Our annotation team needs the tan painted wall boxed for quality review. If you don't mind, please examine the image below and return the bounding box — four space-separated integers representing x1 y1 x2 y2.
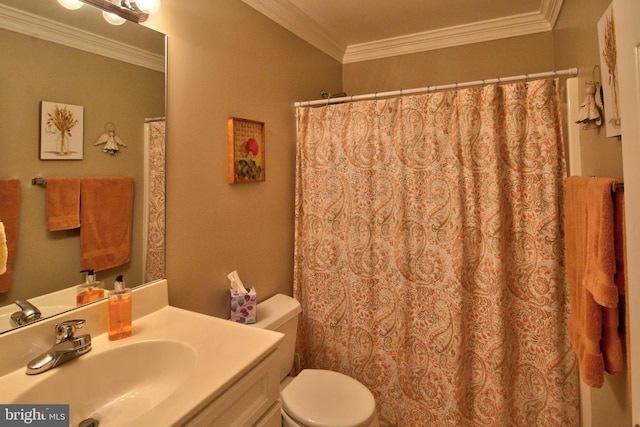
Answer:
343 32 555 94
554 0 624 181
0 28 164 305
145 0 342 318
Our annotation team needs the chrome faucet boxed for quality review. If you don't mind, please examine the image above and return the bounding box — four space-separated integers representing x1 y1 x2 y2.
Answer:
26 319 92 375
10 299 42 327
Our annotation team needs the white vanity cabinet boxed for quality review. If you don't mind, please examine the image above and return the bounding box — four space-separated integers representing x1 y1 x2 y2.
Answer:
185 350 282 427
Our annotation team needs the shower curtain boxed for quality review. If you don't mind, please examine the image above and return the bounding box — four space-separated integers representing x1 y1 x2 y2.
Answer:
294 79 578 426
143 119 166 283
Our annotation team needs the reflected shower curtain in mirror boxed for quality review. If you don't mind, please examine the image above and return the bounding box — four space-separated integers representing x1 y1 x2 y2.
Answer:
294 79 578 426
143 119 166 283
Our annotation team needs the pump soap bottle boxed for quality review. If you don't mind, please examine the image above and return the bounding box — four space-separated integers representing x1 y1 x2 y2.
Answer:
76 269 105 306
108 275 133 340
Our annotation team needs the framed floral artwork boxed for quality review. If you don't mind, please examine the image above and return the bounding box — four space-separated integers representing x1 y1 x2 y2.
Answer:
40 101 84 160
228 117 265 184
597 4 621 138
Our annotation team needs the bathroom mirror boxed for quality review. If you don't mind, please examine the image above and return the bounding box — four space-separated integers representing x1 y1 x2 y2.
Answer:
0 0 166 333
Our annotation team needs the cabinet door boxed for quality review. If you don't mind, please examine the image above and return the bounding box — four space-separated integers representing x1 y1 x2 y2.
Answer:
613 0 640 425
185 351 280 426
254 401 282 427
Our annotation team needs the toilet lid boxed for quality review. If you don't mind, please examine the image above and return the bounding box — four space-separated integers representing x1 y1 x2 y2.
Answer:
281 369 376 427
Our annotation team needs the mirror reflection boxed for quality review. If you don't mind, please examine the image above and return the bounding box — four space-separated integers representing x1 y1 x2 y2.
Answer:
0 0 166 333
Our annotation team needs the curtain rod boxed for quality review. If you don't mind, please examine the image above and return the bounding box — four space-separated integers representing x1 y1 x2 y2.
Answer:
295 67 579 107
145 117 165 123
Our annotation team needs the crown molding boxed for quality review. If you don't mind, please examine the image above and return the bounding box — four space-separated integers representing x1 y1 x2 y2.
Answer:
243 0 563 64
0 4 164 72
540 0 564 28
343 11 554 63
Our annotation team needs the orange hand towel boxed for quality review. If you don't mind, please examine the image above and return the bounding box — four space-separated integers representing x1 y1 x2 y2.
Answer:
0 179 21 293
80 176 133 272
47 177 81 231
565 176 625 387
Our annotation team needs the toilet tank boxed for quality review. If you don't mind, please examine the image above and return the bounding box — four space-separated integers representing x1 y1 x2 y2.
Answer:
252 294 301 381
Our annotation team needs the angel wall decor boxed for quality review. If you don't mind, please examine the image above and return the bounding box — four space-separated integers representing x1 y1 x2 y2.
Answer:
575 80 604 130
95 122 126 154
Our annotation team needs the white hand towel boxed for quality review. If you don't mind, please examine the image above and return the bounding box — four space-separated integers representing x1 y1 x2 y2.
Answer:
0 222 7 275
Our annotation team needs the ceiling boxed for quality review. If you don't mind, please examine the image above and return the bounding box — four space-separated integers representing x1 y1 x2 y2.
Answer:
242 0 564 63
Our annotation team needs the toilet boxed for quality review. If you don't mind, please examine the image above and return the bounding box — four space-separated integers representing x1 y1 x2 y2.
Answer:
252 294 380 427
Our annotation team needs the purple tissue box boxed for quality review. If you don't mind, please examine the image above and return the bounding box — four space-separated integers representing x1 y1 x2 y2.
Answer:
230 287 257 324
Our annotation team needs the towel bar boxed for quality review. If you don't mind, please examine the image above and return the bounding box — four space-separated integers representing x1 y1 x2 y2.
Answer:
31 177 47 187
612 182 624 192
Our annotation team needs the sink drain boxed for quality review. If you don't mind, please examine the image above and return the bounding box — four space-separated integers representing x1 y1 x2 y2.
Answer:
78 418 99 427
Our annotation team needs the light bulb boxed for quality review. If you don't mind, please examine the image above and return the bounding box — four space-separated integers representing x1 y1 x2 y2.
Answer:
57 0 84 10
135 0 160 14
103 11 126 25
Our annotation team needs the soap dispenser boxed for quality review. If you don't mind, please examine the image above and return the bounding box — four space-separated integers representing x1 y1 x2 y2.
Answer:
76 269 105 306
108 275 133 340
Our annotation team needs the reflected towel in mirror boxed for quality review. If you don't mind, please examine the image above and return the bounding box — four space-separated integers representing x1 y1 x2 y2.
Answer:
47 177 81 231
80 176 133 272
0 179 20 292
0 222 7 275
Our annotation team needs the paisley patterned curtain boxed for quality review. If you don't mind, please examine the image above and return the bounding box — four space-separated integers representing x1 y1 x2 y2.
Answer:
143 119 166 283
293 79 578 426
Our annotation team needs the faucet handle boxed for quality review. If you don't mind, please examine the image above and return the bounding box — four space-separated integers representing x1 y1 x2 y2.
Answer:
55 319 86 343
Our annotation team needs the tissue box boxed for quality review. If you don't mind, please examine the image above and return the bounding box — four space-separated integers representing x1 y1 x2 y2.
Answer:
230 287 257 324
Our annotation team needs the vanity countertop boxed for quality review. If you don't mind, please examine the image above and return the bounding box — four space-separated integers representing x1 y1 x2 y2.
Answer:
0 280 284 426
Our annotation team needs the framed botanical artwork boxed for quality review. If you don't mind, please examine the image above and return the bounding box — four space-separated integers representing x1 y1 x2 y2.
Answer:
40 101 84 160
597 4 621 138
228 117 265 184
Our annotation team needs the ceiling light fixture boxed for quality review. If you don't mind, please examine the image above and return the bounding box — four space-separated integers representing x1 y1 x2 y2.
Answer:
102 10 127 25
57 0 85 10
60 0 160 24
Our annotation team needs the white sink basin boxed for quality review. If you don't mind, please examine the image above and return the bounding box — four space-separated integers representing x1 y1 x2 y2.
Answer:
11 340 196 426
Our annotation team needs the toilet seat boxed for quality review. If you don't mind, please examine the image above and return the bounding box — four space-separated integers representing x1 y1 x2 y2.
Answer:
281 369 376 427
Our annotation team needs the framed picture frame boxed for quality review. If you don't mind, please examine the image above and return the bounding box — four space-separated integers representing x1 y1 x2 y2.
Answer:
597 4 621 138
40 101 84 160
228 117 265 184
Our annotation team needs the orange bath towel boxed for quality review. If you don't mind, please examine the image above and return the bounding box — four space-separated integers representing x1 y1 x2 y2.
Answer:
80 176 133 272
613 187 626 296
565 176 625 388
0 179 21 293
613 187 631 385
47 177 81 231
